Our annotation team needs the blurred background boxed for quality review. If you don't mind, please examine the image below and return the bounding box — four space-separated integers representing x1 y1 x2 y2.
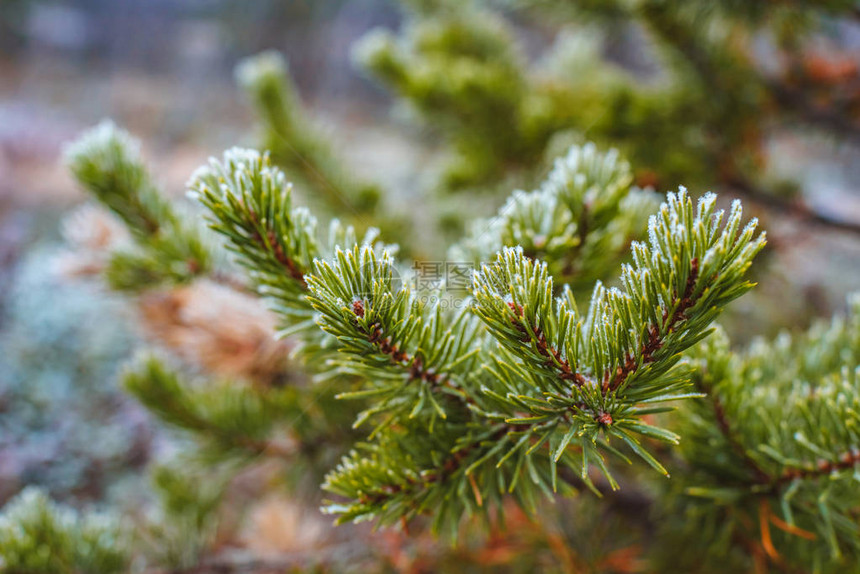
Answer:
1 0 860 571
0 0 406 500
0 1 423 564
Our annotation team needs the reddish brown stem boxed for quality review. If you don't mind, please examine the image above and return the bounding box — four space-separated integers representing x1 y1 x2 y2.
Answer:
507 301 590 388
352 302 474 404
246 208 308 288
711 395 772 483
606 258 700 393
775 451 860 485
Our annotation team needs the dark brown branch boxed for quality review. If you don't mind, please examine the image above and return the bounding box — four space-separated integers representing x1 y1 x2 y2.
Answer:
641 1 860 238
766 80 860 147
264 229 307 287
774 450 860 486
711 394 771 483
351 301 474 404
728 176 860 237
696 367 860 489
691 361 773 483
506 260 700 423
246 209 308 287
507 301 590 388
605 258 700 392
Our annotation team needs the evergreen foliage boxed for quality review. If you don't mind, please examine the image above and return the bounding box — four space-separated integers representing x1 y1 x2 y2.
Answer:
236 51 383 217
236 51 411 251
0 489 128 574
355 0 538 189
18 96 849 574
189 148 320 336
181 142 763 538
5 0 859 571
28 111 858 571
452 142 658 293
355 0 860 221
663 296 860 571
64 122 214 291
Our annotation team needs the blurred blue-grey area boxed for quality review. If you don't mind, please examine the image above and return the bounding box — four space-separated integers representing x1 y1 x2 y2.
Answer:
0 245 144 505
0 0 403 509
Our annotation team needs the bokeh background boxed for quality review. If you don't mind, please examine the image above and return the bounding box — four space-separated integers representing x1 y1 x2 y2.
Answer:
0 0 406 506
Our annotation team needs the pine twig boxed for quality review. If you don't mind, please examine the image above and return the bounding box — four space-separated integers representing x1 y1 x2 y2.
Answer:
728 176 860 237
766 80 860 147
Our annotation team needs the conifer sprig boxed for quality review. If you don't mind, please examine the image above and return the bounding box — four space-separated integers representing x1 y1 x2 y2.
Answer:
453 142 658 292
0 488 128 574
321 418 573 536
33 0 860 565
65 121 212 290
676 296 860 566
123 356 296 462
61 123 775 553
354 0 528 189
188 148 319 335
69 133 767 539
320 189 765 533
471 190 766 477
306 245 483 427
66 121 173 239
236 51 383 218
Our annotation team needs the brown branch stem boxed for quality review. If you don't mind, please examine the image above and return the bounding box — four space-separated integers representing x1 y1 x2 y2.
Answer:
728 175 860 237
607 257 699 392
774 450 860 486
351 301 475 404
246 209 308 287
507 301 590 388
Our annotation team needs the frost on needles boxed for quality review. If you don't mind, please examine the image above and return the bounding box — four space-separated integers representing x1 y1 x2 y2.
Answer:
38 124 775 556
182 144 764 536
319 189 764 535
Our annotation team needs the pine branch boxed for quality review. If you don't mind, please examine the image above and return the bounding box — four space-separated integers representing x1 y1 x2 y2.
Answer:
472 190 765 478
728 174 860 237
765 77 860 147
676 295 860 565
692 371 772 484
65 121 214 290
43 2 860 570
0 488 129 574
123 356 297 462
65 121 173 239
452 142 658 293
189 148 319 337
236 51 385 221
774 450 860 486
353 2 535 189
306 245 482 425
190 146 397 367
632 2 860 238
322 189 764 534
